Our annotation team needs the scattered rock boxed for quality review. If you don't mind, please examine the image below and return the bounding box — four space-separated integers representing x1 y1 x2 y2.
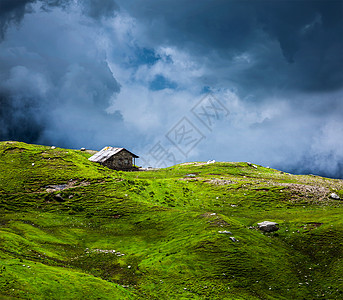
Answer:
185 174 196 177
270 183 329 201
84 248 124 256
206 179 235 185
46 184 67 193
218 230 232 234
330 193 340 200
45 181 90 193
257 221 279 232
80 147 86 151
229 237 237 242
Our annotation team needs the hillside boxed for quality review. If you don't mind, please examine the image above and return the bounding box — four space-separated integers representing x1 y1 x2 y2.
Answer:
1 141 343 299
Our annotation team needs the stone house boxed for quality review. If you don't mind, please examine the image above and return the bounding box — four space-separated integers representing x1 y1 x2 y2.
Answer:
88 146 139 170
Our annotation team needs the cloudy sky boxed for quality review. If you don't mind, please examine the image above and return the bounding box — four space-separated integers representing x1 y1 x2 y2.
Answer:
0 0 342 177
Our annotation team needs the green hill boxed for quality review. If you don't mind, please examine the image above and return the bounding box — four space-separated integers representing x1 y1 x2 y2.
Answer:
1 141 343 299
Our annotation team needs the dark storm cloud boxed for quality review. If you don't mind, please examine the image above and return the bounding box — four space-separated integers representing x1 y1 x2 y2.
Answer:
0 0 119 39
114 0 343 177
0 0 123 149
0 91 44 142
81 0 118 20
0 0 35 38
41 0 119 19
119 0 343 93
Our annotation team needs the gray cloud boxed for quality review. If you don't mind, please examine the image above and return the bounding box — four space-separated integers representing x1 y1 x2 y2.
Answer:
81 0 118 20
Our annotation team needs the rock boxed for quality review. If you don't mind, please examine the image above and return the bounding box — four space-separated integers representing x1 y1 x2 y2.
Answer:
80 147 86 151
247 162 257 168
218 230 232 234
257 221 279 232
207 160 215 164
51 146 56 149
54 193 65 202
330 193 340 200
32 163 35 166
229 237 237 242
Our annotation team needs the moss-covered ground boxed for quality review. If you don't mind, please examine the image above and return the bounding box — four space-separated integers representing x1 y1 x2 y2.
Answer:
1 141 343 299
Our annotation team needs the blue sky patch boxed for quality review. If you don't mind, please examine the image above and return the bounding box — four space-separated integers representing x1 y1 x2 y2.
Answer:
149 74 178 91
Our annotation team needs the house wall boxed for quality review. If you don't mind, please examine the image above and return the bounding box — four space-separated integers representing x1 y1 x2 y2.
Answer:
102 150 133 170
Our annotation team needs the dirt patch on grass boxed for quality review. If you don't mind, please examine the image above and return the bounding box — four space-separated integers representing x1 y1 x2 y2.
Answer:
200 212 218 218
45 180 90 193
199 212 230 227
179 177 199 182
302 222 323 232
2 147 27 153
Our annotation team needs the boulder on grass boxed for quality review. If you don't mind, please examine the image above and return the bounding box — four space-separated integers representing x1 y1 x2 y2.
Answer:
257 221 279 233
54 193 65 202
330 193 340 200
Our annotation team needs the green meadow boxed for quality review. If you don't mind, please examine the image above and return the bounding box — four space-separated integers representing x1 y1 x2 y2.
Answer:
1 141 343 299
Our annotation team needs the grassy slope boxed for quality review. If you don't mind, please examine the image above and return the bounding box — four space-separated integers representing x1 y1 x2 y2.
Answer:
1 141 343 299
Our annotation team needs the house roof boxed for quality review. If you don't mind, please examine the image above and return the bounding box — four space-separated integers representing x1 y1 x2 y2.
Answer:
88 146 139 163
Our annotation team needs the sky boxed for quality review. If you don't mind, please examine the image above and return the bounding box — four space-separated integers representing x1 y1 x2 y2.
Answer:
0 0 342 177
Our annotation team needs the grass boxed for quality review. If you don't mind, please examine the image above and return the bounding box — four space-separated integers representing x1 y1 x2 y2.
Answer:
1 141 343 299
